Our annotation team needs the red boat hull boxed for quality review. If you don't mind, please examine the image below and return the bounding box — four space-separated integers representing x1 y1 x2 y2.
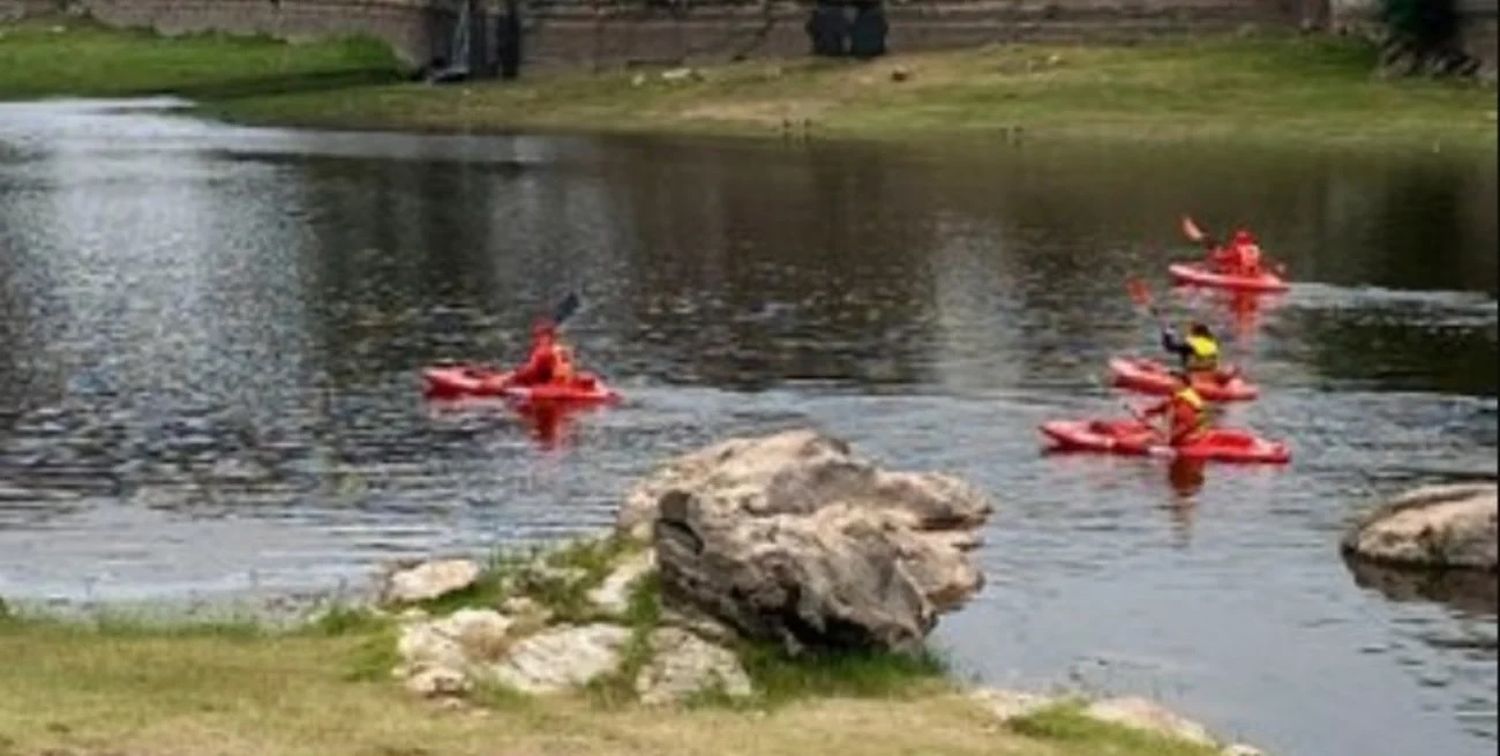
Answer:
1169 262 1288 293
1040 419 1290 464
423 365 619 403
1108 357 1258 402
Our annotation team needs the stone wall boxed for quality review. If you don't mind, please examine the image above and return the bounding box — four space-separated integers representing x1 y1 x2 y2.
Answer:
0 0 62 21
1456 0 1498 79
1328 0 1497 80
523 1 1304 70
10 1 1311 69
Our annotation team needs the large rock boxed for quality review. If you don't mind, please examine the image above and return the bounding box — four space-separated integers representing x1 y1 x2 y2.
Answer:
486 623 631 695
619 430 993 654
1342 484 1498 570
634 627 753 706
382 559 481 604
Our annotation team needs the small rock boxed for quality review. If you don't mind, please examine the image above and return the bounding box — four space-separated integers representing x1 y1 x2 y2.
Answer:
397 607 430 624
971 688 1056 722
1222 744 1265 756
1046 53 1063 66
404 667 471 698
398 609 515 673
634 627 752 706
660 67 702 83
1084 697 1216 747
500 596 547 619
486 624 631 695
587 550 656 615
891 65 912 82
631 73 648 87
382 559 480 604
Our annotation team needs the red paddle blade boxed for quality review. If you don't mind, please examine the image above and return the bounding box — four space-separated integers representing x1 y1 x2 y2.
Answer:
1180 215 1206 243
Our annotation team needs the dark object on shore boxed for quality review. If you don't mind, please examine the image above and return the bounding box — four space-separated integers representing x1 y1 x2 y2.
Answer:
497 0 522 80
806 3 849 57
848 3 888 59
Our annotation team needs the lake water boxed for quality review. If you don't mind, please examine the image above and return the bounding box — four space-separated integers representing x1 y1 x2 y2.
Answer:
0 98 1495 755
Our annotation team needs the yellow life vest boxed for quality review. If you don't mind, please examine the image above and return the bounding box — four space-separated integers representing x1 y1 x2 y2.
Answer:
1174 386 1209 430
1185 335 1220 372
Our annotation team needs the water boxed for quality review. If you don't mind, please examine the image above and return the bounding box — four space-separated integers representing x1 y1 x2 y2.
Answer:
1 98 1495 755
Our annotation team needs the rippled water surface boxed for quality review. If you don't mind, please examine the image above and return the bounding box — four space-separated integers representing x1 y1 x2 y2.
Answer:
1 99 1495 755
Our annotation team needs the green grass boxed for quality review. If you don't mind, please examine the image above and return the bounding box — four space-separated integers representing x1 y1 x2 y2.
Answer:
0 612 1065 756
1 17 1493 153
0 16 401 101
740 642 952 706
1009 702 1224 756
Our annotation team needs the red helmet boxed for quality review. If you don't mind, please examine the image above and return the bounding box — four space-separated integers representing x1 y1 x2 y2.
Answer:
1232 229 1255 246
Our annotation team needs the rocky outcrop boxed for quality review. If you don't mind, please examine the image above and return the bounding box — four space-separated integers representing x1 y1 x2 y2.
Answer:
381 558 480 604
634 627 753 706
620 429 993 654
489 624 632 695
1342 484 1498 570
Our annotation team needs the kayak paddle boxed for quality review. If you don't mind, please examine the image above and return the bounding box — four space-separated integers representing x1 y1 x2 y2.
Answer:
1181 215 1217 251
551 291 581 326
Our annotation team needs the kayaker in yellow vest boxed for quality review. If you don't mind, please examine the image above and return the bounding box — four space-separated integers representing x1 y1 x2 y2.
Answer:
1145 371 1210 446
1161 322 1222 380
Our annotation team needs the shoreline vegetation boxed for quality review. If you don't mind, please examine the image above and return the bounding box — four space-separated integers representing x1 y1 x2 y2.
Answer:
0 542 1225 756
0 17 1495 153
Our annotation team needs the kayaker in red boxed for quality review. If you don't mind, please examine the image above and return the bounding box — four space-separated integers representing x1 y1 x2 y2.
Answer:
1160 322 1230 384
509 320 570 387
1209 229 1263 276
1144 372 1209 446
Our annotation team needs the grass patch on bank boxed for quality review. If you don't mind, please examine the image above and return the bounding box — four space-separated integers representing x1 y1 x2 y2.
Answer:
1009 702 1223 756
0 611 1065 756
0 16 401 101
740 643 951 705
1 17 1492 152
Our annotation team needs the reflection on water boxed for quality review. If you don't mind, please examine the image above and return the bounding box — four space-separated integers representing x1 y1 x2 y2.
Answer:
0 99 1496 756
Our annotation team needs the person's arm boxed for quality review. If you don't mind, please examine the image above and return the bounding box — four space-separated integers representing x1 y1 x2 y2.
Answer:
1161 328 1190 359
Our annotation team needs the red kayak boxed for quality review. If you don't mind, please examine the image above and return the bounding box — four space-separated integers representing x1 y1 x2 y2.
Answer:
1169 262 1288 293
423 365 619 403
1108 357 1258 402
1039 419 1290 464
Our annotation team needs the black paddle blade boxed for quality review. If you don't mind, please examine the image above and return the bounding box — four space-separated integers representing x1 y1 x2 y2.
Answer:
552 291 581 325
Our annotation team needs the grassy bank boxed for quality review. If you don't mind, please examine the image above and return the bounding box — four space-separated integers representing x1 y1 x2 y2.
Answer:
0 611 1220 756
1 17 1495 152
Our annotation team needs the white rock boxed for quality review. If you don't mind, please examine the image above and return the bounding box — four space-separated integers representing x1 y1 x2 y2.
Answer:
397 609 514 673
660 67 701 83
486 624 631 695
970 688 1056 722
383 559 481 604
1084 697 1217 747
634 627 752 706
404 666 471 698
1222 744 1265 756
588 550 656 615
